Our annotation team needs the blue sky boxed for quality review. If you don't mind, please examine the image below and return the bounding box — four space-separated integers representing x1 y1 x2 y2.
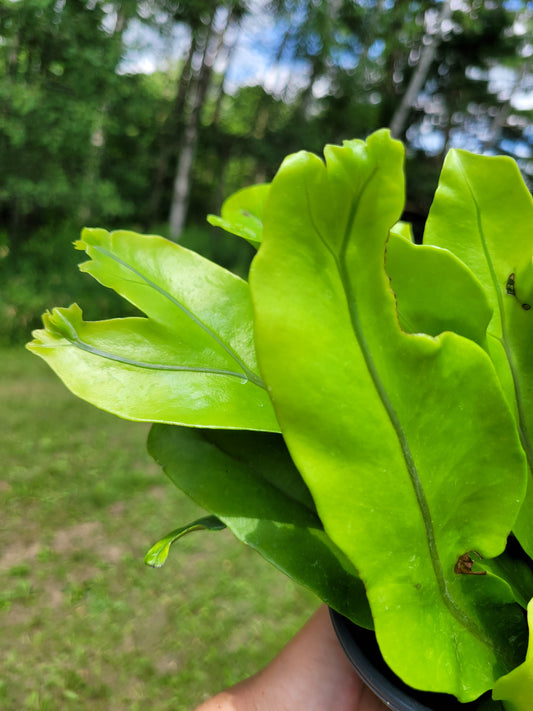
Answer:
120 1 312 97
119 1 533 111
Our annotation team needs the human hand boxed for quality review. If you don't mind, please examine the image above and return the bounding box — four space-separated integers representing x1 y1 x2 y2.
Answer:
194 605 388 711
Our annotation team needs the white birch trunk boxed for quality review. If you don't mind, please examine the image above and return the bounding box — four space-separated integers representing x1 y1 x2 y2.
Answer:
389 0 452 139
168 8 234 240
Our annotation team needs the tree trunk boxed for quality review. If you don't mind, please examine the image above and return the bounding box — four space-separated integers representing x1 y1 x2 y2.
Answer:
147 36 197 224
78 105 108 224
389 0 452 139
168 8 234 239
7 31 19 75
212 22 240 126
78 4 129 223
168 113 201 239
482 61 530 152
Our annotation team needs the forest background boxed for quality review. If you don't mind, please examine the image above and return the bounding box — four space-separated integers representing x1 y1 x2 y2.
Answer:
1 0 532 345
1 2 533 709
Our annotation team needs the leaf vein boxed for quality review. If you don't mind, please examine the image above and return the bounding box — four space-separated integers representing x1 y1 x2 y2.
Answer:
458 165 533 472
306 167 496 651
87 245 265 389
58 332 255 382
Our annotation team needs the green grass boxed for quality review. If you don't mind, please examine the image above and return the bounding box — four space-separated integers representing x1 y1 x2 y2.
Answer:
0 348 318 710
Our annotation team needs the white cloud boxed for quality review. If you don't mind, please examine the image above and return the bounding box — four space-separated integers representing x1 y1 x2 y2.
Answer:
512 91 533 110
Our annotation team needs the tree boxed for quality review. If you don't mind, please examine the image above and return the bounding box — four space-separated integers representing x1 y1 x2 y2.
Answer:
0 0 125 256
164 2 248 239
389 0 452 138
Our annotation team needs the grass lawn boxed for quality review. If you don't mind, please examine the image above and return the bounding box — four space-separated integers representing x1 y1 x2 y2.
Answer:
0 347 318 710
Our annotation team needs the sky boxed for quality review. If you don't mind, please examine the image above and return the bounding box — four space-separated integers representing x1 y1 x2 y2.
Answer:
119 1 533 111
120 1 314 98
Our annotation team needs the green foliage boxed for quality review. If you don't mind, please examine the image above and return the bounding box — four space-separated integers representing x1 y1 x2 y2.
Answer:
0 222 130 346
28 130 533 705
0 0 125 246
385 231 492 345
250 131 527 701
423 149 533 558
493 601 533 711
147 425 372 628
178 222 256 276
144 515 226 568
99 71 173 222
207 184 270 247
3 0 531 349
28 227 277 429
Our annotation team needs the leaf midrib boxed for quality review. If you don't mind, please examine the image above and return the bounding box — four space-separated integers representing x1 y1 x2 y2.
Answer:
59 334 255 381
82 244 266 390
458 164 533 472
304 171 497 653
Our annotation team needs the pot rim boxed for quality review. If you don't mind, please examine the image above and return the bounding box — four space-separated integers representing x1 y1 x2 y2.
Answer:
329 609 489 711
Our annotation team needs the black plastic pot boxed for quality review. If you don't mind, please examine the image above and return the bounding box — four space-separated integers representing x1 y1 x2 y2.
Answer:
329 609 494 710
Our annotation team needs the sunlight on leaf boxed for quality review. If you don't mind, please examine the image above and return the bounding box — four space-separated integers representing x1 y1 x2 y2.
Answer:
423 151 533 557
250 129 527 701
207 183 270 247
386 232 492 345
27 230 279 431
